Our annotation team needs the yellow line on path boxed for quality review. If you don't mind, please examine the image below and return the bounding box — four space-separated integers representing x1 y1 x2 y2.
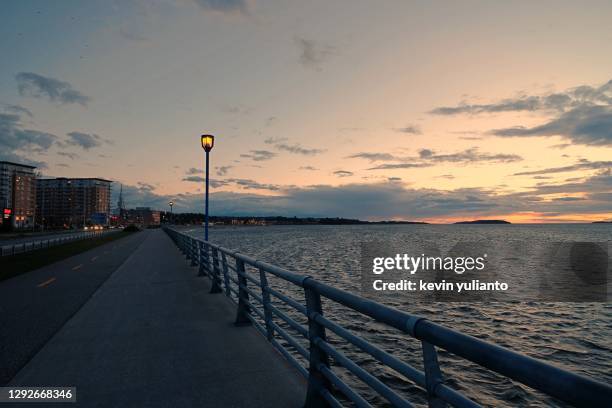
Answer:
72 264 83 271
37 277 56 288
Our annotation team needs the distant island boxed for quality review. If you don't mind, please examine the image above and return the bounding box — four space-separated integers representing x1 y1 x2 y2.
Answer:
454 220 511 224
592 221 612 224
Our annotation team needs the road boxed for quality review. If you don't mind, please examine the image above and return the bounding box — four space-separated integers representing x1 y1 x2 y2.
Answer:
0 230 150 385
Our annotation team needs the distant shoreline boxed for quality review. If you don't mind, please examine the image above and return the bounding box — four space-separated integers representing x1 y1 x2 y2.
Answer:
454 219 511 224
169 214 611 226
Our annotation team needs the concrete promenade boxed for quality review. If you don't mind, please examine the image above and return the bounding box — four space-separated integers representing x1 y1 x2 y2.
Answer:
8 229 305 407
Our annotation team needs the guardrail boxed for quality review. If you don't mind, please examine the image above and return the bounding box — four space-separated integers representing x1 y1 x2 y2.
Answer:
0 229 121 257
164 227 612 408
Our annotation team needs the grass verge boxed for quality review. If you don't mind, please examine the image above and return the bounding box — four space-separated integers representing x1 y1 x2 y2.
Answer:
0 231 136 282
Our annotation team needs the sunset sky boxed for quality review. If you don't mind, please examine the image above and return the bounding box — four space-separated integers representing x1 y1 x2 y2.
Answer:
1 0 611 222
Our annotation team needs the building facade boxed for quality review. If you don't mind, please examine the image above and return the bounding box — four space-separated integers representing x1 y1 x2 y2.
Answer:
123 207 161 227
0 161 37 230
37 178 112 229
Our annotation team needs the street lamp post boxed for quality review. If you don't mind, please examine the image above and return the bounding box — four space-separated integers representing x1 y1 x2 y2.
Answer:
201 134 215 241
168 201 174 224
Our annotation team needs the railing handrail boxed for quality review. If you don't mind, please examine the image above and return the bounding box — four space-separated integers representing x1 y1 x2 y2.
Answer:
0 229 120 257
164 227 612 408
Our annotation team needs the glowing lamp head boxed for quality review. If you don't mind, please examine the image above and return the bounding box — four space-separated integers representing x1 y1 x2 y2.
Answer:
169 201 174 206
201 134 215 152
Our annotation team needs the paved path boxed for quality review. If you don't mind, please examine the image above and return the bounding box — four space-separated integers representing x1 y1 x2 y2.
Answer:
8 229 305 407
0 231 149 384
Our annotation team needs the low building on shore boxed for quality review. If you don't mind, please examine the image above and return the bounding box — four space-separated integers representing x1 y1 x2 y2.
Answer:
123 207 161 227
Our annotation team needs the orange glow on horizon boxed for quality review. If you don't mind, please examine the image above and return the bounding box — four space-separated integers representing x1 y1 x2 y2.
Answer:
417 212 611 224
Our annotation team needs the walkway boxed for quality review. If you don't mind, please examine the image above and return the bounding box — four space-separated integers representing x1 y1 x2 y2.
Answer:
8 229 305 407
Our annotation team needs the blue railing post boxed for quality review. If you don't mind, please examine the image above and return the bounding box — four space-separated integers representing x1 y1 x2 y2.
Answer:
209 247 222 293
304 279 331 407
234 258 251 326
221 252 231 297
186 237 191 260
181 235 187 255
422 341 446 408
190 237 198 267
259 268 274 341
198 241 207 276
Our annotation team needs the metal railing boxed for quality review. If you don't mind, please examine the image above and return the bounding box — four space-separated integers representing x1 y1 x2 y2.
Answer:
164 227 612 408
0 229 121 257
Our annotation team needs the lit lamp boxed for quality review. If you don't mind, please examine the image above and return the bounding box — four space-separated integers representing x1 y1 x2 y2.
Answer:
201 134 215 152
168 201 174 224
200 134 215 241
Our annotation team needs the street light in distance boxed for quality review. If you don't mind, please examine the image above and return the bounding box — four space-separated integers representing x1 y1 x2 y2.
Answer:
200 134 215 241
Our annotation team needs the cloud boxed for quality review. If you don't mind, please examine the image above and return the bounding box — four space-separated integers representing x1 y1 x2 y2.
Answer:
347 152 398 162
0 112 56 167
114 170 612 221
550 143 571 149
182 175 281 191
64 131 109 150
265 137 325 156
216 165 233 176
523 169 611 197
226 178 282 191
417 147 522 163
57 151 79 160
491 105 612 146
350 148 522 170
16 72 90 106
186 167 204 175
512 160 612 176
137 181 156 191
395 125 422 135
264 136 288 145
240 150 276 161
431 79 612 147
192 0 247 13
367 163 433 170
430 79 612 115
275 143 325 155
333 170 353 177
299 166 318 171
183 176 206 183
295 37 337 69
430 96 552 115
2 104 33 117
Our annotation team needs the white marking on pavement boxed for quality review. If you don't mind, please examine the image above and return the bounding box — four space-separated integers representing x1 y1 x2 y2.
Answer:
37 277 56 288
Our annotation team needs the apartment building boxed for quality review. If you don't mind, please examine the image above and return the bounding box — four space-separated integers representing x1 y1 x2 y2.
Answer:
37 177 112 228
0 161 37 230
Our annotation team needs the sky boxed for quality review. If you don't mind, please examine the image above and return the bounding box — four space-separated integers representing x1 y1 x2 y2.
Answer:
1 0 611 223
